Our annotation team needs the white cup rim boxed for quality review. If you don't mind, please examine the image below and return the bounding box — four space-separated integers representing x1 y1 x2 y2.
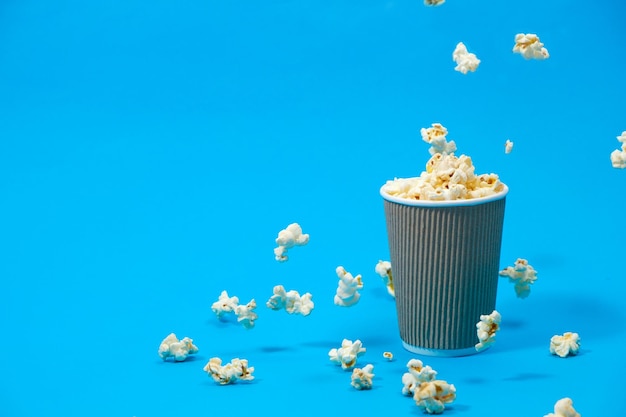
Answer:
380 181 509 207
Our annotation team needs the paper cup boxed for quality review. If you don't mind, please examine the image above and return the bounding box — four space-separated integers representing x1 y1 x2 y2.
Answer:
381 184 508 356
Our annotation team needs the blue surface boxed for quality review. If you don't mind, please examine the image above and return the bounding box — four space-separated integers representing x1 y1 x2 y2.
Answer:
1 1 625 416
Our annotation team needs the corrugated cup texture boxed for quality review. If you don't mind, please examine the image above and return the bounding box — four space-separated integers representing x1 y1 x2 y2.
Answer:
383 196 506 354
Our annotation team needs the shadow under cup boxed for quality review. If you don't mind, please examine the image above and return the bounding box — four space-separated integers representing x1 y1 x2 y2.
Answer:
381 185 508 357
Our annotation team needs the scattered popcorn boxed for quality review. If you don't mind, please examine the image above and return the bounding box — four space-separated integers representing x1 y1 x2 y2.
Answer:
274 223 309 262
544 398 581 417
499 258 538 298
452 42 480 74
234 299 258 329
158 333 199 362
550 332 581 358
351 364 375 390
203 357 255 385
211 290 239 319
401 359 438 396
505 139 514 154
513 33 550 60
414 380 457 414
424 0 445 5
375 260 395 297
383 351 394 361
475 310 501 351
266 285 314 316
329 339 366 370
420 123 457 156
334 266 363 307
610 131 626 168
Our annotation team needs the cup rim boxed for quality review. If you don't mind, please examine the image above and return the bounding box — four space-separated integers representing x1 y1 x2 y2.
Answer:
380 181 509 207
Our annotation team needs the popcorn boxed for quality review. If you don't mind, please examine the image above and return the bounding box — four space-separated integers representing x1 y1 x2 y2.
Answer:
452 42 480 74
334 266 363 307
544 398 581 417
158 333 199 362
424 0 445 5
211 290 239 319
401 359 438 396
375 260 395 297
505 139 514 154
329 339 366 370
550 332 581 358
414 380 457 414
420 123 457 156
274 223 309 262
266 285 314 316
499 258 538 298
475 310 501 351
513 33 550 60
383 351 394 361
234 299 258 329
351 364 375 390
610 131 626 168
203 357 255 385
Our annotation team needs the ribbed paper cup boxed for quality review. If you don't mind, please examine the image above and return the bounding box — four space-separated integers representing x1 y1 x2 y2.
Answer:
381 184 508 357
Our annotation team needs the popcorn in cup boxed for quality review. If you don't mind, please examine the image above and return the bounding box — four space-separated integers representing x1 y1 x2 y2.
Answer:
380 124 508 356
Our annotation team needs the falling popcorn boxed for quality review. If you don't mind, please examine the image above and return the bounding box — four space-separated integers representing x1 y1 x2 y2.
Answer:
266 285 314 316
513 33 550 60
329 339 367 370
401 359 438 396
424 0 445 5
375 260 394 297
211 290 239 319
610 131 626 168
158 333 199 362
351 364 375 390
452 42 480 74
203 357 255 385
334 266 363 307
234 299 258 329
550 332 581 358
420 123 457 156
505 139 514 154
274 223 309 262
475 310 501 351
544 398 581 417
499 258 538 298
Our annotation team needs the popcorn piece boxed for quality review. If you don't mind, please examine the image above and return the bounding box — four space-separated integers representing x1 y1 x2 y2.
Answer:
329 339 366 370
334 266 363 307
499 258 538 298
513 33 549 60
610 131 626 168
475 310 501 351
383 351 394 361
266 284 314 316
203 357 255 385
351 364 375 390
211 290 239 319
505 139 514 154
375 260 395 297
550 332 581 358
452 42 480 74
424 0 445 5
274 223 309 262
414 380 457 414
420 123 457 156
158 333 199 362
544 398 581 417
234 299 258 329
401 359 438 396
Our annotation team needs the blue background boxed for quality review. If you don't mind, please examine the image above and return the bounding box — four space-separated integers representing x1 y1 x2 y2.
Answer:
1 1 625 416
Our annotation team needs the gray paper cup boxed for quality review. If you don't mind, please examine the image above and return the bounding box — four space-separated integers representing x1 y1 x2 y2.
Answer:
381 184 508 357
